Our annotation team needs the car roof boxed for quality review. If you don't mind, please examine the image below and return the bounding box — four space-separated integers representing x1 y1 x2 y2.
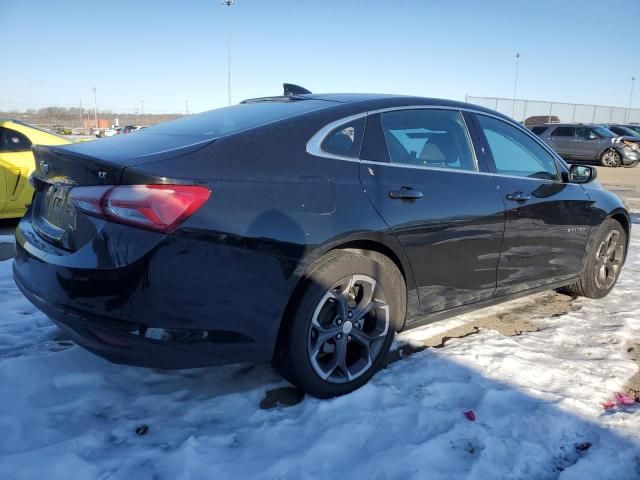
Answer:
242 93 512 121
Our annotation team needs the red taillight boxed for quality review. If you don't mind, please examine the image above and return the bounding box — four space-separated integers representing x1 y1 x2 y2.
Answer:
70 184 211 233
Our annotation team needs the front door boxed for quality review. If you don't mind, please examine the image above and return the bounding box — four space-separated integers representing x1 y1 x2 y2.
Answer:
359 108 505 317
471 114 591 295
0 127 34 216
573 126 606 161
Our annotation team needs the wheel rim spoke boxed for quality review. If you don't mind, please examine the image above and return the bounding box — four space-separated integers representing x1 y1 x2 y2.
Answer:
309 324 341 357
352 299 385 322
318 336 348 380
606 232 619 256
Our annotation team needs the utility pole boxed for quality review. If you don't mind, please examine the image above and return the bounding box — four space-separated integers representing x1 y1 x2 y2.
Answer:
222 0 235 105
140 100 144 120
93 87 98 129
628 76 636 122
512 52 521 119
185 100 189 115
79 99 83 130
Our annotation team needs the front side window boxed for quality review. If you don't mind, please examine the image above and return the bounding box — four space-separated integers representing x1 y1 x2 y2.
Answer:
576 126 616 140
320 117 365 158
476 114 558 181
575 127 598 140
0 127 32 153
377 109 476 171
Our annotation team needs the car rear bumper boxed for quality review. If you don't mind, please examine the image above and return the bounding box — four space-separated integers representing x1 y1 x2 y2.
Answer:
14 266 271 369
13 215 301 369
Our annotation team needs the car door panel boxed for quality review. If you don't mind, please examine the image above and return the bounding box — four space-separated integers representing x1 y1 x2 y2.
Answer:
573 127 603 160
359 110 505 317
0 152 34 215
547 127 575 159
493 177 591 294
471 114 591 295
0 158 6 213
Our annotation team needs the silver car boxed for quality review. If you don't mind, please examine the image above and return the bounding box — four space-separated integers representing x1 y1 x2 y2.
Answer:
531 123 640 167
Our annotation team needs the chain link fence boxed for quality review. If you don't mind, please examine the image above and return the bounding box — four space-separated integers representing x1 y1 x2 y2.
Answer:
466 96 640 127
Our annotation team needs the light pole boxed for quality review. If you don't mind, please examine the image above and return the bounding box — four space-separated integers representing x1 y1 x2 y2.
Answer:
222 0 235 106
512 52 521 119
140 100 144 116
628 76 636 122
185 100 189 115
92 87 98 129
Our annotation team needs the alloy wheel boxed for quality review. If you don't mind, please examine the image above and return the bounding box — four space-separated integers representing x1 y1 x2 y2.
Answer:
601 150 621 167
594 230 624 289
307 274 389 383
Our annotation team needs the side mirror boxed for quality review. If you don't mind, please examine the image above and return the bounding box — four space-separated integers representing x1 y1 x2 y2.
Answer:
568 164 597 184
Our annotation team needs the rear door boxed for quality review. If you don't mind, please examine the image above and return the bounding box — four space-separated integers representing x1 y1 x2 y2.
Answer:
470 113 591 295
547 126 575 158
359 108 505 316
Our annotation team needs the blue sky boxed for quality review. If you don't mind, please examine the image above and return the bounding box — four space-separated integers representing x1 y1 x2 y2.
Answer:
1 0 638 114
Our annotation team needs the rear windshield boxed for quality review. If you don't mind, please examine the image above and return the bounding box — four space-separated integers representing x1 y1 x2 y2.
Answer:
139 100 331 138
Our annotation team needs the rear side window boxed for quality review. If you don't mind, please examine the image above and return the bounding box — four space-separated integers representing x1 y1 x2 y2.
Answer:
530 126 547 135
476 115 558 180
320 118 365 158
140 100 331 138
0 127 32 152
377 109 476 171
551 126 574 137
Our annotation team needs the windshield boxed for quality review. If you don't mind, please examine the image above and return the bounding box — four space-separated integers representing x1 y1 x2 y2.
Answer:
593 126 617 138
139 100 331 138
623 125 640 136
616 126 640 137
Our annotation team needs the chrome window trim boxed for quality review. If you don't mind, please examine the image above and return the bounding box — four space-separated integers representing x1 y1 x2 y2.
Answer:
305 112 368 161
358 159 566 184
306 104 570 179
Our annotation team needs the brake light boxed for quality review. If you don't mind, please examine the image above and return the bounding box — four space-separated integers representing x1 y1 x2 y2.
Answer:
70 185 211 233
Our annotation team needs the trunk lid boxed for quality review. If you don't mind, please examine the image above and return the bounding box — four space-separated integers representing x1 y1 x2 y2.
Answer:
30 135 212 251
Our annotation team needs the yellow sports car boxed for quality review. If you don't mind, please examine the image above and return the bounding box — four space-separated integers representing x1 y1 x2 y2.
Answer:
0 119 72 219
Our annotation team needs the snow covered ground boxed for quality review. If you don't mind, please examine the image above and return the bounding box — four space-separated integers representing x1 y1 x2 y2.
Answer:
1 225 640 479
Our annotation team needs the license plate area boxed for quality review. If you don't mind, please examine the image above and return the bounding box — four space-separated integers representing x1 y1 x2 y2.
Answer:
33 183 76 246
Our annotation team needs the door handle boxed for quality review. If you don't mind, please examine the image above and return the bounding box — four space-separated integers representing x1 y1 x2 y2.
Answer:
505 191 531 202
388 187 424 200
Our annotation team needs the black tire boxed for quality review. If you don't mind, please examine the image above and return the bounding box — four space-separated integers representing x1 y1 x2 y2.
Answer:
561 218 626 299
600 149 622 168
273 250 406 398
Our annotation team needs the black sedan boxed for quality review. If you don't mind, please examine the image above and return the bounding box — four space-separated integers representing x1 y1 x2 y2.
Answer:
13 89 630 398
